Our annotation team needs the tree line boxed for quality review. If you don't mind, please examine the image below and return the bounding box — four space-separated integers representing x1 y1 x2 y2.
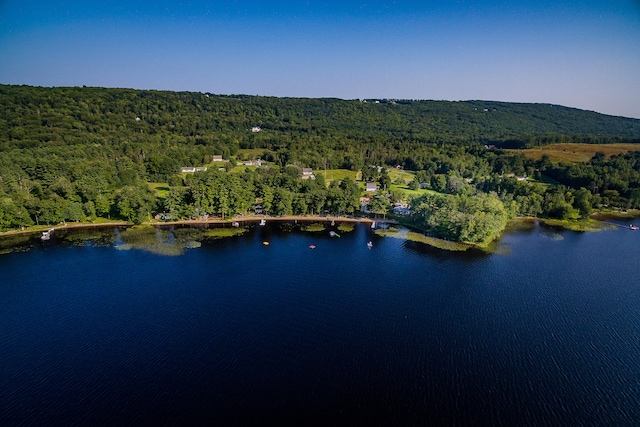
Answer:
2 85 640 243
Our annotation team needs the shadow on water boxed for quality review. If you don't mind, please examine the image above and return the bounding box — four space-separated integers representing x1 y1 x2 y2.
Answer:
58 227 120 246
0 234 34 254
402 239 492 260
114 225 255 256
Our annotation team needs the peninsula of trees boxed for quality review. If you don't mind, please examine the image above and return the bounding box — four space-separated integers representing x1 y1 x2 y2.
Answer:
1 84 640 243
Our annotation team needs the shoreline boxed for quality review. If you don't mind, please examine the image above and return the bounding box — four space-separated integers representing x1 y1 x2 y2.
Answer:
157 215 384 227
2 211 636 247
0 221 130 238
0 215 390 238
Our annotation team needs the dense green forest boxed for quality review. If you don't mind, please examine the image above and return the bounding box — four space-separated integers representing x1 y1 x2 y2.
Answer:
1 84 640 243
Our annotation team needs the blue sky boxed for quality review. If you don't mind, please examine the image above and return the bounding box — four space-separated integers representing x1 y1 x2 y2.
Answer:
1 1 639 118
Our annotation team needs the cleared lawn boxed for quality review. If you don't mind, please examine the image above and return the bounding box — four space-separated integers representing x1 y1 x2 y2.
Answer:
322 169 360 184
387 169 423 199
389 183 422 199
388 168 414 184
148 182 170 198
509 143 640 163
236 148 270 158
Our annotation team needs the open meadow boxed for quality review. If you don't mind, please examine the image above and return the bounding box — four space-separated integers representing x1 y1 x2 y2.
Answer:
509 143 640 163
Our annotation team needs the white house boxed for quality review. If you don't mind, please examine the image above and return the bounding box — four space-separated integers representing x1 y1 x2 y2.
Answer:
242 160 263 167
366 182 378 192
302 168 315 179
212 155 224 162
181 166 207 173
251 126 262 132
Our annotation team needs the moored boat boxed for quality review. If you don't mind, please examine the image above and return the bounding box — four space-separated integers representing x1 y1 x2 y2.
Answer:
40 228 54 241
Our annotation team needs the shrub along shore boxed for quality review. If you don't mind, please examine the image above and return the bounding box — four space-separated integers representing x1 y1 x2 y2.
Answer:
3 210 636 253
0 215 379 238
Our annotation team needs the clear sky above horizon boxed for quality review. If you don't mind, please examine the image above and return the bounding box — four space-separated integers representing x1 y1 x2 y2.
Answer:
1 1 639 118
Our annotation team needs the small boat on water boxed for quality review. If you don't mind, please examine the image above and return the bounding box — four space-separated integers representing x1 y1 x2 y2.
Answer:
367 241 373 248
260 219 266 226
371 221 376 229
40 228 54 241
630 224 639 230
232 221 240 228
263 241 270 246
329 231 340 238
309 245 316 249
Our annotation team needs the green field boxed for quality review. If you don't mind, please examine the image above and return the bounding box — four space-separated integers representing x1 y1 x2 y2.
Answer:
320 169 360 184
509 143 640 163
236 148 271 159
148 182 170 198
387 168 414 184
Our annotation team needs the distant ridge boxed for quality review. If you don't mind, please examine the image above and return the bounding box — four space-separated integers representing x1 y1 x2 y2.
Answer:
1 84 639 152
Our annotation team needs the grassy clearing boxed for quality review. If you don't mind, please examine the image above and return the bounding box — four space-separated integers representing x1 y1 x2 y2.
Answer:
388 169 418 198
385 187 446 204
389 184 422 199
509 143 640 163
236 148 269 159
321 169 359 184
148 182 170 198
387 168 414 184
229 162 278 174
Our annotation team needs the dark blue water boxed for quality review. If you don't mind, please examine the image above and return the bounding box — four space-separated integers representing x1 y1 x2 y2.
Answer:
1 222 639 426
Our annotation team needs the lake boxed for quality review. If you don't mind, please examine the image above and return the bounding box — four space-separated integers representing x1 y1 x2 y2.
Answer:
1 221 639 425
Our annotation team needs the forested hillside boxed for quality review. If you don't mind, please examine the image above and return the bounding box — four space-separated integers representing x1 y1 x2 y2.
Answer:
1 84 640 242
2 85 640 154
